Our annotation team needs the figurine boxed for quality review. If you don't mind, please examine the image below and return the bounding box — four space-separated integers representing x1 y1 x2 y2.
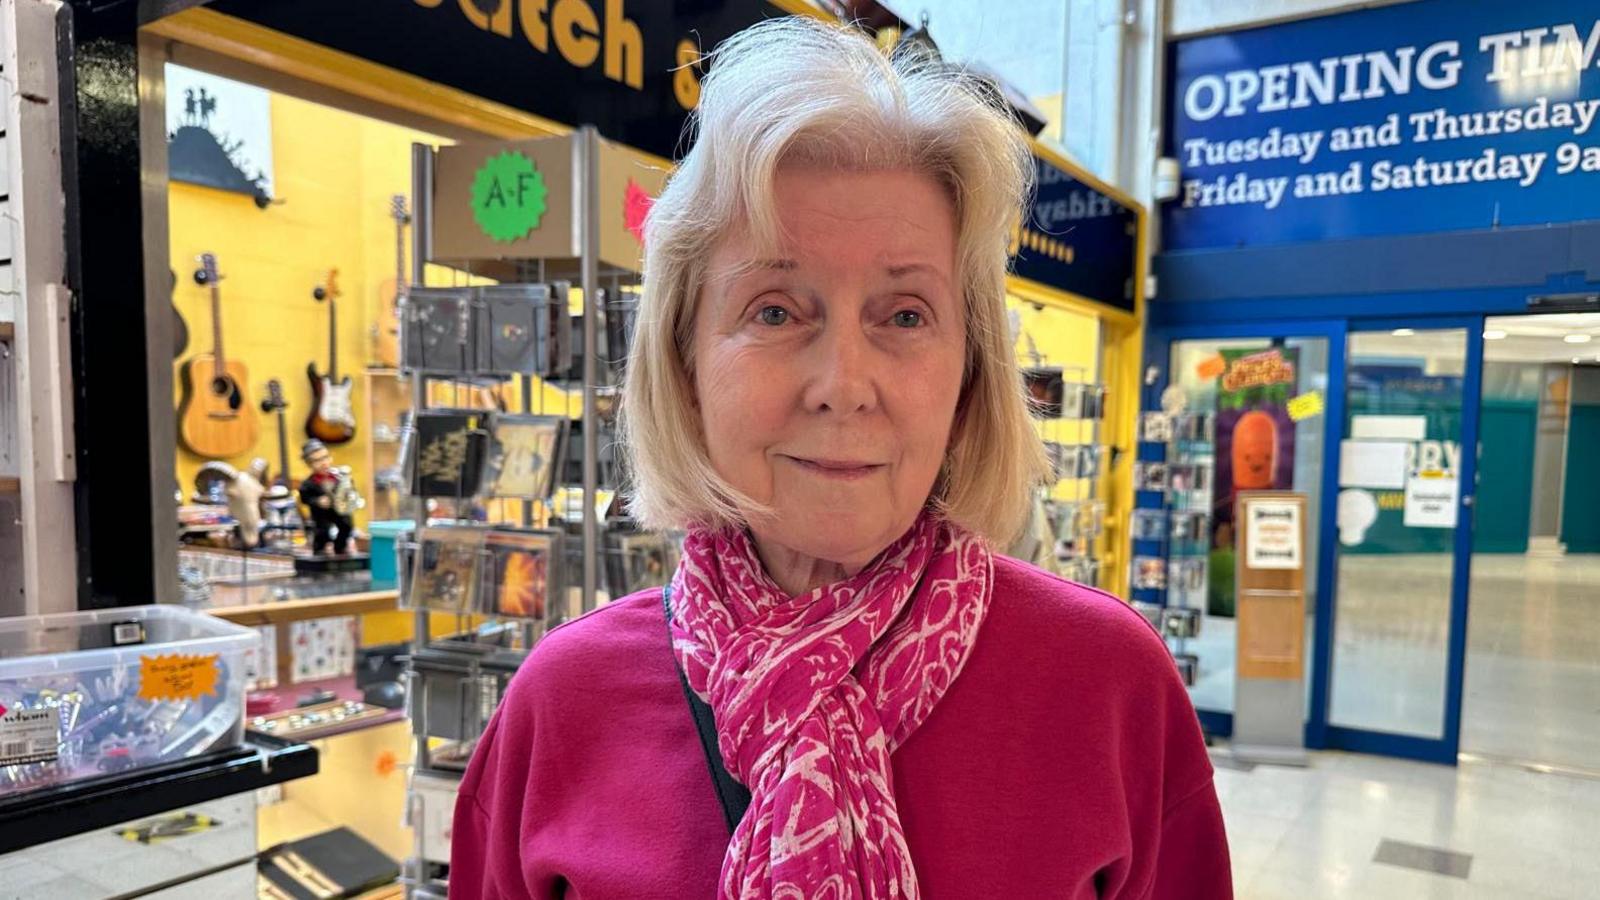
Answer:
299 439 354 555
226 458 268 549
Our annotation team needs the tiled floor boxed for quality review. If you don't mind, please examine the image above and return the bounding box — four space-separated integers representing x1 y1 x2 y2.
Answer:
1182 553 1600 773
1216 749 1600 899
1460 554 1600 771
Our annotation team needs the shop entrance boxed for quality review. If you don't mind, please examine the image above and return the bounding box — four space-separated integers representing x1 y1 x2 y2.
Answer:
1157 312 1598 768
1460 313 1600 774
1157 322 1339 740
1154 317 1491 764
1325 321 1481 762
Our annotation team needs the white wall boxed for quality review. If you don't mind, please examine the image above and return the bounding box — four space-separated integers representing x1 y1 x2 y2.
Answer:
1170 0 1420 38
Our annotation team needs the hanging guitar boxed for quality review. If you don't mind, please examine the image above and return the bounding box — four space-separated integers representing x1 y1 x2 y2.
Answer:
177 252 258 458
372 195 409 368
306 268 357 445
260 379 292 489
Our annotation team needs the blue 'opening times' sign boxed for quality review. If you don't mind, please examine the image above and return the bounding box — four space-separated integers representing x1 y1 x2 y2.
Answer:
1163 0 1600 251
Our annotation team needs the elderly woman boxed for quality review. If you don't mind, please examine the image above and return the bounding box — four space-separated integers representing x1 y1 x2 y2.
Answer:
453 17 1230 899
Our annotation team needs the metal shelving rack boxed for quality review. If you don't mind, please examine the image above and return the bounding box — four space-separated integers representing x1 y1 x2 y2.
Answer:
1130 384 1213 685
1048 366 1109 587
398 128 631 895
1021 328 1110 588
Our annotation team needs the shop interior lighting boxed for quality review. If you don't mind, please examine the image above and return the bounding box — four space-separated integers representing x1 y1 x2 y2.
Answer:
1483 330 1507 340
1391 328 1415 336
1563 334 1592 344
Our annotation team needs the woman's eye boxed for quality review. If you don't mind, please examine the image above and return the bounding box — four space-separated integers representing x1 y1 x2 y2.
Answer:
758 305 790 326
891 309 924 328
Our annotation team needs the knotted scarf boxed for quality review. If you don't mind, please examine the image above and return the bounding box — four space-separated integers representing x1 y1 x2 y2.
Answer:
667 510 994 899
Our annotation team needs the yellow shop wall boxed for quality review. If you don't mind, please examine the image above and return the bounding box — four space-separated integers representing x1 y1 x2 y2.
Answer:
170 92 449 529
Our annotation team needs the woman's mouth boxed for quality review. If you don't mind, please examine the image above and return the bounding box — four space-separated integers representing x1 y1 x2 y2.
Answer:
783 456 885 481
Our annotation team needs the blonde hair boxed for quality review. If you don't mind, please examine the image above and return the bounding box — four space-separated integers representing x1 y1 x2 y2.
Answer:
619 16 1050 545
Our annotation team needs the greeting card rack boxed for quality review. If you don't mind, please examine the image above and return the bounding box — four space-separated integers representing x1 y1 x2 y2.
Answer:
1130 385 1215 687
395 130 666 893
1022 354 1110 589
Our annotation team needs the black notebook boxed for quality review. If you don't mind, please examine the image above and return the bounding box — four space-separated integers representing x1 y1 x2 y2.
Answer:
259 826 399 898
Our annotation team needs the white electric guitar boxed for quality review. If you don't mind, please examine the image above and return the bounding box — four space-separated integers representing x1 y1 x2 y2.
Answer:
306 269 357 445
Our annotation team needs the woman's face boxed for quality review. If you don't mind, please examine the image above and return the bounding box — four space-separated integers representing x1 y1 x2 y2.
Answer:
693 166 965 571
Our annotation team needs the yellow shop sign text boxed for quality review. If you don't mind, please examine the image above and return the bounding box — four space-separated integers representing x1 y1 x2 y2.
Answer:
414 0 706 102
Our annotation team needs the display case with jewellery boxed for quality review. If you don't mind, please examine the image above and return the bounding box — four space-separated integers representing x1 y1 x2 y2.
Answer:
0 734 317 894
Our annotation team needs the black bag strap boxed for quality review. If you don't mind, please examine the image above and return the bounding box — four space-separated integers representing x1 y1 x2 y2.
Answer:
663 585 752 834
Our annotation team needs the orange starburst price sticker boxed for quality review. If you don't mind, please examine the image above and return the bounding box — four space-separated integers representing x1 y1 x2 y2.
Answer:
137 653 221 702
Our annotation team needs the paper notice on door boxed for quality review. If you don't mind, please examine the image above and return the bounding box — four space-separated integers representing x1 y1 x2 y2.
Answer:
1245 498 1302 570
1351 415 1427 441
1404 477 1459 528
1338 440 1409 489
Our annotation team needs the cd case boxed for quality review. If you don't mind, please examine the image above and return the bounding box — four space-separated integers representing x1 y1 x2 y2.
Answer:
482 415 568 500
405 409 490 499
411 525 486 613
483 528 563 620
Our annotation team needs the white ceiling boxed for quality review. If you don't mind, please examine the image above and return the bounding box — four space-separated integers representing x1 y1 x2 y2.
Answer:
1350 314 1600 367
1484 313 1600 365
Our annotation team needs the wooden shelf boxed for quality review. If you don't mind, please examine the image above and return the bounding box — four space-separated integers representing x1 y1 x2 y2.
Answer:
0 322 13 341
207 589 399 627
0 477 18 495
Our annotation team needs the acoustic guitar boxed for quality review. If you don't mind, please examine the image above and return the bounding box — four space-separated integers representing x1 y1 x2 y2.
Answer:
261 378 292 489
372 195 409 368
306 269 357 445
177 252 258 458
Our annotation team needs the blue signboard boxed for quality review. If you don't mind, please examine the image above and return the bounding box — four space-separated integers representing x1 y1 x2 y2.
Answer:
1164 0 1600 250
1012 154 1138 312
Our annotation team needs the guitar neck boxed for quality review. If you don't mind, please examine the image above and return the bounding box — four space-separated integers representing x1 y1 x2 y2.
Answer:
211 283 224 378
328 296 338 380
277 410 290 483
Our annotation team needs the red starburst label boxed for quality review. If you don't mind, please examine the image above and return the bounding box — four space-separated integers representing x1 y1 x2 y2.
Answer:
624 178 653 245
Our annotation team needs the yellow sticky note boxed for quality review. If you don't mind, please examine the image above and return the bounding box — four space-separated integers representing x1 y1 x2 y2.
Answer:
138 653 220 702
1287 391 1325 422
1197 354 1227 381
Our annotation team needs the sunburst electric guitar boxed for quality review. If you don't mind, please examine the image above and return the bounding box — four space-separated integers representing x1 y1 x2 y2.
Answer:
306 269 356 445
177 252 258 458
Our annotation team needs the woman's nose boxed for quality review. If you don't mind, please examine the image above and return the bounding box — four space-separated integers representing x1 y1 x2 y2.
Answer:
801 318 878 416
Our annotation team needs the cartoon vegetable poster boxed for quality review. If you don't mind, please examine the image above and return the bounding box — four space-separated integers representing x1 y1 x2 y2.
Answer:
1208 347 1299 615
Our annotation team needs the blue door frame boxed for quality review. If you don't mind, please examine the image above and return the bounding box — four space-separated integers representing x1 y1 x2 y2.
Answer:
1145 315 1486 765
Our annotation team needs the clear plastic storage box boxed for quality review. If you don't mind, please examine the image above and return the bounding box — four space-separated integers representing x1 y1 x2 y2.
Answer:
0 605 257 796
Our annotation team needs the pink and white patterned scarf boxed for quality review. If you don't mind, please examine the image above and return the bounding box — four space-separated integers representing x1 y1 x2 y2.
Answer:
668 510 994 899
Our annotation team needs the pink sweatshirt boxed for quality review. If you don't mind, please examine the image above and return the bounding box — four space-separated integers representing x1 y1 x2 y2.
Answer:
452 556 1232 898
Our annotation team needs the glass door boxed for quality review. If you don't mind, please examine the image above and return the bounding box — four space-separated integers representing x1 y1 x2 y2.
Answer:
1164 333 1333 722
1325 321 1482 761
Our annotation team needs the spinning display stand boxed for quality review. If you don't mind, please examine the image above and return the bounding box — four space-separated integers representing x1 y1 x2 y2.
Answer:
396 129 672 893
1022 359 1111 587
